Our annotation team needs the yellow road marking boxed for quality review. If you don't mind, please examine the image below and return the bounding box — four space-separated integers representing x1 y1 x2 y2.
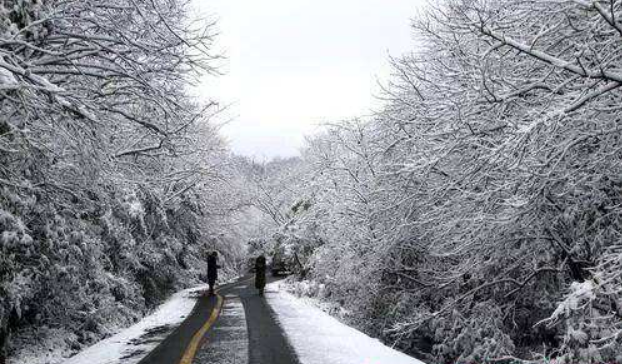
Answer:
178 278 254 364
179 294 224 364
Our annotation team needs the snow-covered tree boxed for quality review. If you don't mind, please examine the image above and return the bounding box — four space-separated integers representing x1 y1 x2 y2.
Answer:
0 0 244 360
259 1 622 362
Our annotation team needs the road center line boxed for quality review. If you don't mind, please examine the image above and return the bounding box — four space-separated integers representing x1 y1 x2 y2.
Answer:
178 278 255 364
179 294 224 364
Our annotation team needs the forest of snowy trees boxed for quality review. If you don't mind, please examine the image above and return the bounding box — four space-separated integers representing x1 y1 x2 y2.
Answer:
2 0 622 363
247 1 622 363
0 0 251 361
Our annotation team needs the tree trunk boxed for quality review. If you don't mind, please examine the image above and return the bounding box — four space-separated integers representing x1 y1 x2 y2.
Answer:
0 329 6 364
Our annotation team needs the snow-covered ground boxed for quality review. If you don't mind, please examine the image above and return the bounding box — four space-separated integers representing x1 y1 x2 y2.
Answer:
17 279 426 364
58 285 208 364
265 282 427 364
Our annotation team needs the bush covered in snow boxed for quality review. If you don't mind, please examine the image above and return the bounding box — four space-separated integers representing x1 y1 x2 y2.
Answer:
0 0 246 362
242 1 622 363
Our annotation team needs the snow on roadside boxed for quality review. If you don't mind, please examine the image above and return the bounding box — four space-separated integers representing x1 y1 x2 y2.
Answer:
57 284 208 364
265 282 427 364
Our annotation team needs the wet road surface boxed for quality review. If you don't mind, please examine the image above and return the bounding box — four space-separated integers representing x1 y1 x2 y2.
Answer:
138 275 300 364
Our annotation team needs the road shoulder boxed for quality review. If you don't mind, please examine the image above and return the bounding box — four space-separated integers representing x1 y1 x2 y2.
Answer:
265 282 428 364
62 285 208 364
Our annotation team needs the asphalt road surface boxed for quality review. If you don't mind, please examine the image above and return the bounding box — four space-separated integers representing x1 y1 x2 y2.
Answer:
138 275 300 364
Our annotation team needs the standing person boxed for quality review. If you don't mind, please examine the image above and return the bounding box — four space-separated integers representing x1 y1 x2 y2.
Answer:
255 255 267 295
207 251 219 295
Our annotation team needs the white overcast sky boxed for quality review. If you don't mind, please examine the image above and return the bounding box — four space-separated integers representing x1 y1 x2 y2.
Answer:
192 0 425 159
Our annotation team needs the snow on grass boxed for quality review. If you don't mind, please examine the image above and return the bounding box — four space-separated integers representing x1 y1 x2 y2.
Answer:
60 284 209 364
265 282 427 364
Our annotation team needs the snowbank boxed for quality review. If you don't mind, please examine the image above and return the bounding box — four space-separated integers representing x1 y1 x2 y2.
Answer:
265 282 427 364
59 285 208 364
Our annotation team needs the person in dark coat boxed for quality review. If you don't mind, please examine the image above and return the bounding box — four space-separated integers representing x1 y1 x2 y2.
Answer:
207 251 220 295
255 255 267 295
